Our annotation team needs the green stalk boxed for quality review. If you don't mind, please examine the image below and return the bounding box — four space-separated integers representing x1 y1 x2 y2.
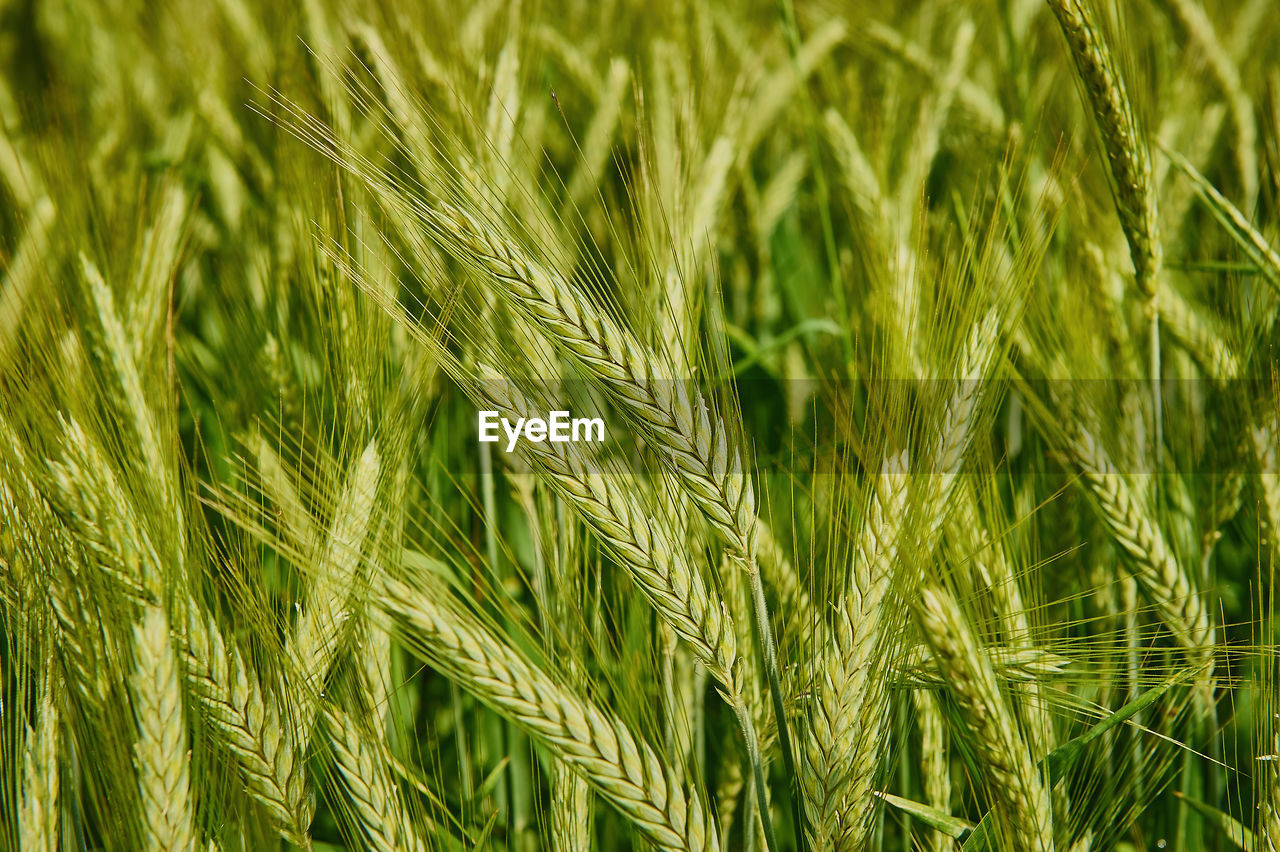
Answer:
747 561 805 848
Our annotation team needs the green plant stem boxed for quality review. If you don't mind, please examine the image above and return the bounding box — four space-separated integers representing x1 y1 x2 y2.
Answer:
734 699 779 852
746 560 805 849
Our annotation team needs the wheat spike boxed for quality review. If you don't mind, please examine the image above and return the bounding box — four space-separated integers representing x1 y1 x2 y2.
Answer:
184 611 313 848
80 255 184 540
917 585 1055 852
290 438 380 723
1159 286 1238 381
1255 412 1280 554
19 675 60 852
1070 429 1213 651
446 206 758 562
948 488 1056 765
803 452 908 849
1152 0 1258 209
552 761 594 852
0 197 55 370
131 606 195 852
478 368 740 696
1046 0 1161 298
897 644 1071 688
381 576 720 852
322 705 427 852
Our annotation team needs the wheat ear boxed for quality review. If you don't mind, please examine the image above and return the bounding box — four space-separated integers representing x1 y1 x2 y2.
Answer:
184 611 313 847
803 452 909 849
1069 429 1213 652
322 705 426 852
1254 411 1280 557
0 197 55 370
290 439 380 725
948 489 1056 765
477 369 778 847
1046 0 1163 450
131 606 195 852
1046 0 1161 298
445 207 803 834
381 576 720 852
1159 286 1238 382
446 207 758 559
19 674 59 852
917 585 1055 852
1153 0 1258 209
81 255 184 539
552 761 594 852
478 368 739 697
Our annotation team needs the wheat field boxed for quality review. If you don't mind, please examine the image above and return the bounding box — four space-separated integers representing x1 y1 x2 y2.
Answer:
1 0 1279 850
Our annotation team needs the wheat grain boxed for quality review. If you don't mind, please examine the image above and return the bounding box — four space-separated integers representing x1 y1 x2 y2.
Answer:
322 704 426 852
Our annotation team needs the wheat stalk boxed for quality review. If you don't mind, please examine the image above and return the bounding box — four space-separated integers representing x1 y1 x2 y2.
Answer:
131 605 195 852
380 575 720 852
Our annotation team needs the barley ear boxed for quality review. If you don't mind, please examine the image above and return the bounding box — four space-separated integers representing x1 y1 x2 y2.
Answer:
917 585 1055 852
20 674 60 852
132 605 195 852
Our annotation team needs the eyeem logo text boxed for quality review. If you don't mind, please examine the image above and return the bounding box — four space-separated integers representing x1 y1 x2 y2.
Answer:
478 411 605 452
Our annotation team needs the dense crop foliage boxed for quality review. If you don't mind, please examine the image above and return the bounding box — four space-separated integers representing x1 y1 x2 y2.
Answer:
2 1 1279 850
